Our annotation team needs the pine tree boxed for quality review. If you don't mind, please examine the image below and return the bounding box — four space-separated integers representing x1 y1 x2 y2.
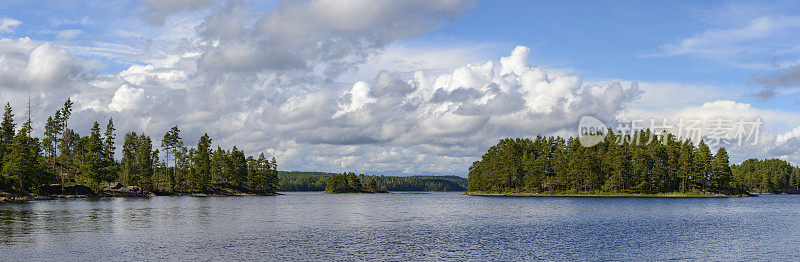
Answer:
77 122 104 189
211 146 227 183
678 140 695 193
2 119 44 194
230 146 248 187
162 126 183 189
120 132 138 186
135 135 154 190
711 147 732 190
0 103 15 168
693 140 712 191
58 99 73 186
192 134 212 191
102 118 117 182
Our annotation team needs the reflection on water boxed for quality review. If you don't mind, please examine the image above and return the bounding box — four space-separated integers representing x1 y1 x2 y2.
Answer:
2 193 800 260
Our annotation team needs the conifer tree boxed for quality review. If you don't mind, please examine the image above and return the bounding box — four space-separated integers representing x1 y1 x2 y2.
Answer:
192 134 212 190
135 134 154 190
0 103 15 169
120 132 139 186
693 141 712 191
678 140 695 193
2 118 47 194
711 147 732 190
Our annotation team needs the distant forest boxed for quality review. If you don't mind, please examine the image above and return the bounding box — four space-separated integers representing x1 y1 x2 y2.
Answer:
732 158 800 194
278 171 468 192
469 129 800 195
325 172 389 193
0 99 278 196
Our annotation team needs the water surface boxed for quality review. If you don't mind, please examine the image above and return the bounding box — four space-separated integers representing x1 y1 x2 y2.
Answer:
1 192 799 260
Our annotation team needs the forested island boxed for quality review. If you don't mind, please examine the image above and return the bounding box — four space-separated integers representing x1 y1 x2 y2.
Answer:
325 172 389 193
0 99 279 201
278 171 468 191
468 129 800 197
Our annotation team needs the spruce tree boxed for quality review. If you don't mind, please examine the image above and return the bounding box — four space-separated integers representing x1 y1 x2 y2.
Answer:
678 140 695 193
711 147 732 190
0 103 15 167
120 132 138 186
77 122 104 189
135 135 153 190
102 118 117 182
230 146 248 187
693 141 712 191
192 134 212 190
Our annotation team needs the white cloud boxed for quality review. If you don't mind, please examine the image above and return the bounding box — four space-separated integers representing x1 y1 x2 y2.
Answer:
24 43 83 89
108 84 146 112
0 38 90 90
197 0 473 81
0 17 21 33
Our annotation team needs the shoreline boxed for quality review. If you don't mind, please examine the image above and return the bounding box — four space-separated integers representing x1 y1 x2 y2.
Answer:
464 192 755 198
0 192 282 203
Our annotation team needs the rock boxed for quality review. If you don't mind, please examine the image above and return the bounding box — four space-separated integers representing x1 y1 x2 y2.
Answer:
124 186 141 192
40 184 97 196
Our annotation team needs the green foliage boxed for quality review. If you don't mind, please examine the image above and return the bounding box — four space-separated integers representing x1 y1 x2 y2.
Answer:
1 122 48 194
468 129 740 195
0 99 279 196
731 157 799 193
74 122 105 190
0 103 15 190
247 154 278 194
325 172 387 193
280 171 467 192
191 134 212 190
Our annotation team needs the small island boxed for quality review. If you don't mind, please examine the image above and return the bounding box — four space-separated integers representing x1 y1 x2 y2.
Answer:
0 99 280 202
466 129 796 197
325 172 388 193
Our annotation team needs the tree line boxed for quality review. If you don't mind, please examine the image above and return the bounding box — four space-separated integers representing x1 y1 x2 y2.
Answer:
278 171 468 191
0 99 278 196
468 129 737 194
325 172 388 193
731 158 800 194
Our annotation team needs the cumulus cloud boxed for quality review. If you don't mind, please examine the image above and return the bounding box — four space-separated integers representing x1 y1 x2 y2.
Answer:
35 42 638 174
0 38 89 90
198 0 472 80
264 46 640 173
0 17 21 33
108 84 146 112
24 43 86 89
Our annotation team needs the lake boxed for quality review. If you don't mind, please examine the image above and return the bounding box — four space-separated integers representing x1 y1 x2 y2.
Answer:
2 192 799 261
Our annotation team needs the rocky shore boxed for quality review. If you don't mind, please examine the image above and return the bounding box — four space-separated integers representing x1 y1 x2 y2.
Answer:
0 183 279 203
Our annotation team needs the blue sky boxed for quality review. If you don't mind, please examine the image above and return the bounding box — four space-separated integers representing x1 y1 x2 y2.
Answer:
2 0 800 175
421 0 800 111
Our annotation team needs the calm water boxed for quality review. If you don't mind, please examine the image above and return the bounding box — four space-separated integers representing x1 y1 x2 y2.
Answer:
1 192 799 261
